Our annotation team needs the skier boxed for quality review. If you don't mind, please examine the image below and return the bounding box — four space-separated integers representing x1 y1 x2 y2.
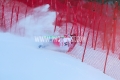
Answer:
38 34 75 53
52 34 72 47
57 34 72 52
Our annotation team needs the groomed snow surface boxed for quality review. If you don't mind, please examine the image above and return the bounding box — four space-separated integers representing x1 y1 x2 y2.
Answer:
0 4 114 80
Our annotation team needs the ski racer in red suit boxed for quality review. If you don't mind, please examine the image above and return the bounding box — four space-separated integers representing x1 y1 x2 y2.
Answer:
39 34 76 52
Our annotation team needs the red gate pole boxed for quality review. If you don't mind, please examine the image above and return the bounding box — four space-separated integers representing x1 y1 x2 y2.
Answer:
103 41 110 73
70 23 74 35
3 16 6 31
82 8 93 61
25 0 28 17
10 1 15 29
92 1 97 48
1 3 5 30
1 4 4 27
31 0 34 16
92 15 95 48
82 31 90 62
54 0 57 32
1 5 4 22
16 6 19 23
3 0 5 30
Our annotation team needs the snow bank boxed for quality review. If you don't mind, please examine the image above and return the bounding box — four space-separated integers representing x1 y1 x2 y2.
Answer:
0 32 114 80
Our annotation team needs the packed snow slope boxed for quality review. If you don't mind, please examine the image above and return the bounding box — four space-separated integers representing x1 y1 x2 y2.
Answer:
0 33 114 80
0 4 114 80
